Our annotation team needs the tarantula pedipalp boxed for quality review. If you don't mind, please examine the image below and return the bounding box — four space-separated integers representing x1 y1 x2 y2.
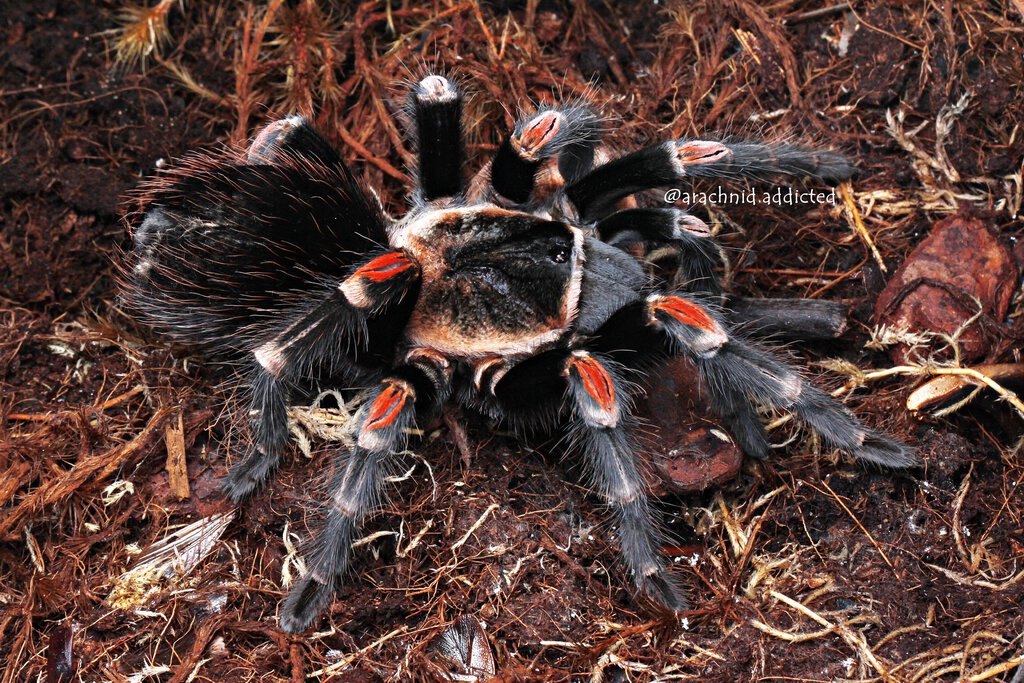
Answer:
123 74 917 633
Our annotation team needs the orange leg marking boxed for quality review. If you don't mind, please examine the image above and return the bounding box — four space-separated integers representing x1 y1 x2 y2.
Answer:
351 252 416 283
514 111 561 159
675 140 731 165
651 296 719 332
364 382 411 431
568 354 616 413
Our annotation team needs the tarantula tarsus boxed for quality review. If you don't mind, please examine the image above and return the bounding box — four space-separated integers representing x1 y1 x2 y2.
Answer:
123 74 917 633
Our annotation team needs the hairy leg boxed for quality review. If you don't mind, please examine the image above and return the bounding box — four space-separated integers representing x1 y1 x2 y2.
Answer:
223 250 421 500
595 207 722 296
411 74 465 203
588 293 917 467
279 352 451 632
246 114 345 166
566 139 854 222
489 350 687 611
489 105 601 206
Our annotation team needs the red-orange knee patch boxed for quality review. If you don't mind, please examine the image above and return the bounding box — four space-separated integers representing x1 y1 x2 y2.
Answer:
675 140 731 165
651 296 718 332
364 381 412 431
351 251 416 283
514 111 561 159
567 353 616 413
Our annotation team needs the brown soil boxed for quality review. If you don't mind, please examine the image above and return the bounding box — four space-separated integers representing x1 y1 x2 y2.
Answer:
2 1 1023 681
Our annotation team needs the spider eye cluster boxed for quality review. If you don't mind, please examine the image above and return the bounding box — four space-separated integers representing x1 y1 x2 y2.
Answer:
548 244 571 263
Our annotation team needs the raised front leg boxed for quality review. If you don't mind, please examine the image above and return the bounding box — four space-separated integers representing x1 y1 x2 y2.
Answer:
489 105 601 206
411 74 465 203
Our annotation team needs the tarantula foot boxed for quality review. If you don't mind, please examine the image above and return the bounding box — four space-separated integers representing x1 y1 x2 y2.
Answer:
280 575 335 634
854 432 920 469
247 115 304 163
791 385 919 468
639 568 689 613
414 74 458 102
221 448 278 502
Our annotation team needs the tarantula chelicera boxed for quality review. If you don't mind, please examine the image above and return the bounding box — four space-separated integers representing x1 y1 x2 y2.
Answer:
123 74 916 633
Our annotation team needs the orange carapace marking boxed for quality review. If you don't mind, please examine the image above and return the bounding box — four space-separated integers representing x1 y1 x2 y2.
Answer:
652 296 718 332
568 354 616 413
351 252 415 283
364 382 411 431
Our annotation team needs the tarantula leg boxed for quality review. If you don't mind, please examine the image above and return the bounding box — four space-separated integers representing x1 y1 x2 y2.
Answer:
478 351 685 610
412 75 464 203
595 207 722 295
490 105 600 205
247 115 343 165
566 141 715 221
642 294 918 467
586 294 915 466
222 369 290 500
680 141 855 182
222 250 421 501
339 250 420 310
562 351 688 611
279 354 451 633
566 139 854 222
565 351 621 429
597 207 712 244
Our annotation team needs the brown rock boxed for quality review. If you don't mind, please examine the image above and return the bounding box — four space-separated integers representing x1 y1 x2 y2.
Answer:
875 214 1017 364
636 357 744 493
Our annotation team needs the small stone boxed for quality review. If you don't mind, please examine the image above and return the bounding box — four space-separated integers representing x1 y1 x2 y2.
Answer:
636 358 744 493
875 213 1017 364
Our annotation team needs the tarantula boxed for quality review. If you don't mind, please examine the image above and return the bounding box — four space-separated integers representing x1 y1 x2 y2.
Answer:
123 74 917 633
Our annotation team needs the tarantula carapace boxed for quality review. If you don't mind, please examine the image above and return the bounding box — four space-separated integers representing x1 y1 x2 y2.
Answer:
124 74 917 633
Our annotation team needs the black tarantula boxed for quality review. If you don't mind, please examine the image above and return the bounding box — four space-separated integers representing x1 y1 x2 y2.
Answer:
123 74 917 633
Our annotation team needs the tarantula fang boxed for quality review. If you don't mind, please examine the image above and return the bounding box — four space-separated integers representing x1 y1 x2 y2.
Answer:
123 74 917 633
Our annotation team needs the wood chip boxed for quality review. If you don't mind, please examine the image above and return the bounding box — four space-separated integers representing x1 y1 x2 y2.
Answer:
164 410 190 500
